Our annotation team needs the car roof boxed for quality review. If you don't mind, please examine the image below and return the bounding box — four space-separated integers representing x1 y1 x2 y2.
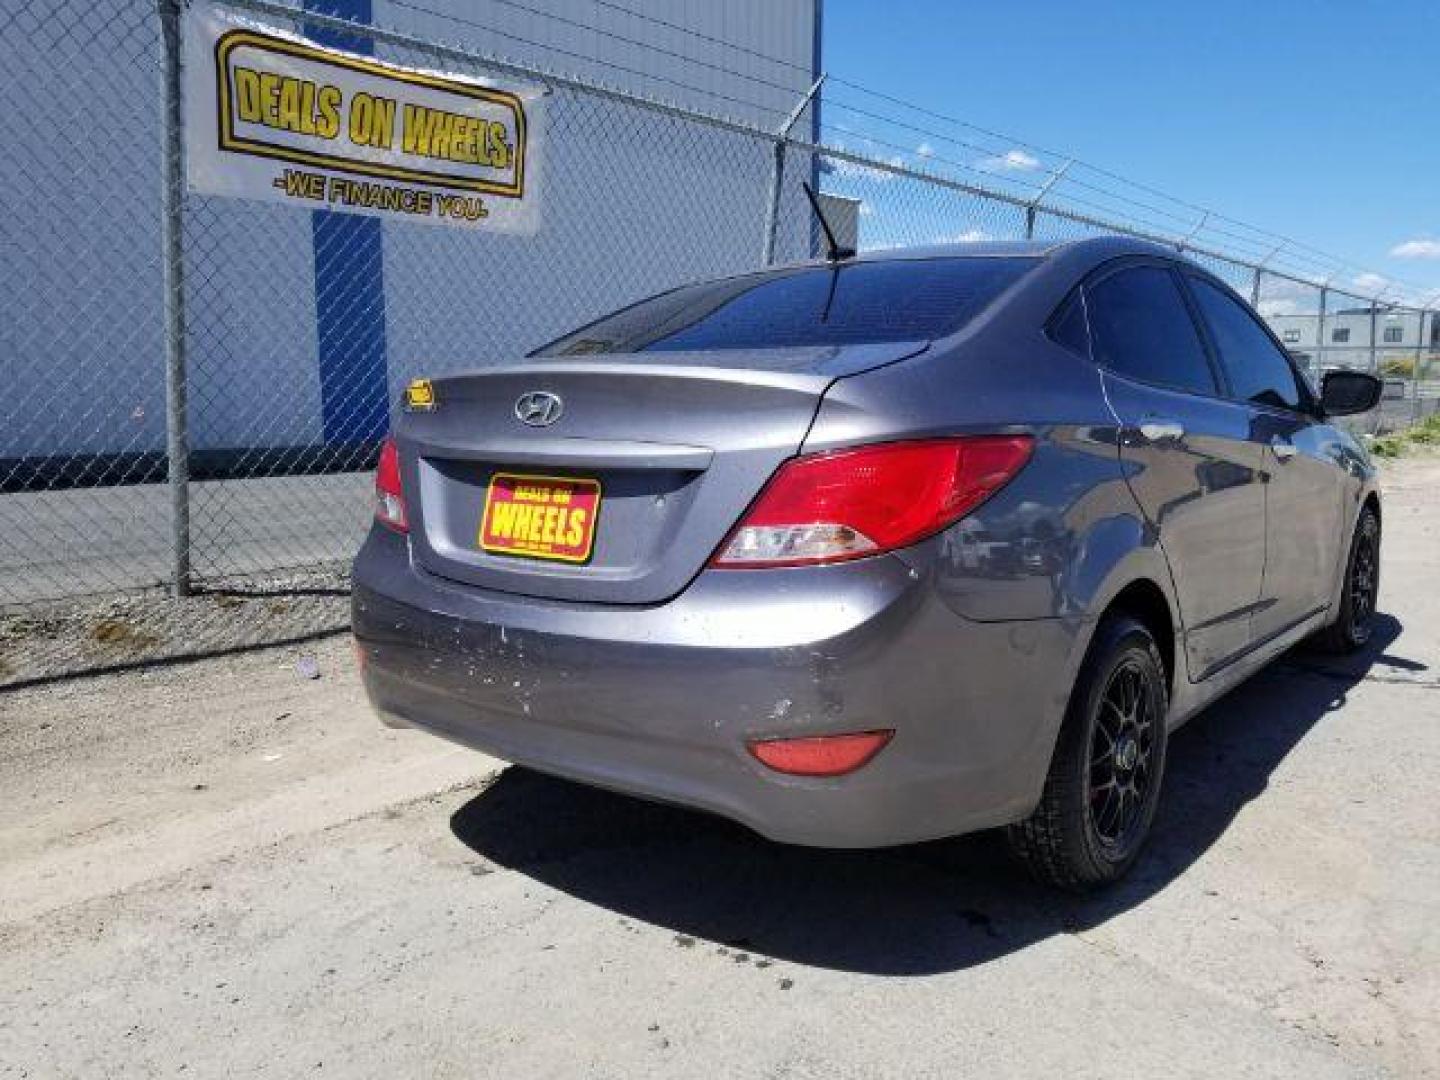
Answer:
781 234 1185 271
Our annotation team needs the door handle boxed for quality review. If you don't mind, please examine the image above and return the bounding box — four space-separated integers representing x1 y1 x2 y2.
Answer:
1270 436 1298 462
1138 419 1185 443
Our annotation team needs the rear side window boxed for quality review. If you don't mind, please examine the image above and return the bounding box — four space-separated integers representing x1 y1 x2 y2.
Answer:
1047 290 1090 358
1085 266 1217 396
1188 277 1305 412
533 258 1035 356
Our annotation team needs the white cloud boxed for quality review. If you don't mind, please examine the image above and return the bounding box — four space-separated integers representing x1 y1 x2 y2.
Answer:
1258 299 1302 318
1256 276 1320 318
1352 272 1389 294
980 148 1041 172
825 149 905 185
932 228 989 245
1390 238 1440 259
916 142 935 158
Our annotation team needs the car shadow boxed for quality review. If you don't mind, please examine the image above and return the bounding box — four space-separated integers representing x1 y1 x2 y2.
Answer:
449 614 1410 975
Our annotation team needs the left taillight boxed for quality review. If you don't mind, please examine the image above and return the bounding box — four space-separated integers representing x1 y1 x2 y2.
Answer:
374 436 408 533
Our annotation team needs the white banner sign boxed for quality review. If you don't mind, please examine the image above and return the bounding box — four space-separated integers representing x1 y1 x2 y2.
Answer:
183 1 543 231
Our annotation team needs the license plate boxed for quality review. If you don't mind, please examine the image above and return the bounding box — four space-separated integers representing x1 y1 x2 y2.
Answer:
479 472 601 564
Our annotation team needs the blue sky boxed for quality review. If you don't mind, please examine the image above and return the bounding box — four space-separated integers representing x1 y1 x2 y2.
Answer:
822 0 1440 300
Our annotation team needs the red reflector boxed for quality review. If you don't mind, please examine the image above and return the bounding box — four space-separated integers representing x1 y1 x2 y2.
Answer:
712 436 1033 568
374 436 408 533
748 730 894 777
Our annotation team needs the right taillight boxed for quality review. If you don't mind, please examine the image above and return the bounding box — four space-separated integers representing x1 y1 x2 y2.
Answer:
711 436 1033 569
374 436 408 533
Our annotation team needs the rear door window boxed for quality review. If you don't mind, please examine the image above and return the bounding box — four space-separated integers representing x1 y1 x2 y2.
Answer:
1188 277 1307 412
1085 265 1218 396
533 257 1035 356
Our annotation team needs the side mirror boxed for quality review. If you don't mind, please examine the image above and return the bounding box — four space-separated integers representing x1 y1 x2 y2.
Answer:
1320 370 1383 417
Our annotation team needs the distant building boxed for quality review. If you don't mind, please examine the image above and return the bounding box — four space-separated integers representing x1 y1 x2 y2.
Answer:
1264 307 1439 374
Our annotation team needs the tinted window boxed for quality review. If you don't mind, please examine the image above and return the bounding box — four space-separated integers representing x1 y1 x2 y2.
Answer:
1189 278 1305 412
1048 290 1090 358
1085 266 1217 395
534 258 1034 356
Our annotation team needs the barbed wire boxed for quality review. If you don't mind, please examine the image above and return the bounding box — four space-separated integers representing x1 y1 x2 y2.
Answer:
260 0 1435 308
510 1 1436 305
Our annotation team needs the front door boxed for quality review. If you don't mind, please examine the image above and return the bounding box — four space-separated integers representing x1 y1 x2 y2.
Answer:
1184 275 1350 641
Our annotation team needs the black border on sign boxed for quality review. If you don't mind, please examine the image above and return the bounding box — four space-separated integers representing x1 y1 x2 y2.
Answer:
213 28 527 198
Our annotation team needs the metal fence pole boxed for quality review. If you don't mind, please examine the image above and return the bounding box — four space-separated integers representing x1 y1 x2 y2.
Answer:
1316 285 1328 382
761 74 825 266
158 0 191 597
1369 302 1378 375
1416 310 1428 426
1250 266 1262 308
1368 302 1382 436
1023 159 1069 242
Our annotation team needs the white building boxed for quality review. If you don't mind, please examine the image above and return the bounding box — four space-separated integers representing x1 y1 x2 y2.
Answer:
3 0 823 475
1265 307 1439 373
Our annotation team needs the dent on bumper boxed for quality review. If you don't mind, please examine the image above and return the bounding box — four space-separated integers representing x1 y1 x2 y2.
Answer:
352 527 1086 847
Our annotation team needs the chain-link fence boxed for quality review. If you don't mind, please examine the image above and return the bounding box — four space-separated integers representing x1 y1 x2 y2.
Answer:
2 0 1436 686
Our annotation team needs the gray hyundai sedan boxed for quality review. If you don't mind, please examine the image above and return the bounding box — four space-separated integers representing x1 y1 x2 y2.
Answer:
352 236 1382 889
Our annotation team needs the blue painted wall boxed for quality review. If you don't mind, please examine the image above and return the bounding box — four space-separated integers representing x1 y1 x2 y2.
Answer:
304 0 390 446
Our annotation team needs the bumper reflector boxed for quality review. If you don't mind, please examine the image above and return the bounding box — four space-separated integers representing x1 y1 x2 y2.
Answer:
747 729 894 777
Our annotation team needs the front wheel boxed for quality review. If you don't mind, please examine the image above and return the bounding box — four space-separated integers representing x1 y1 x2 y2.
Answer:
1005 615 1169 890
1312 505 1380 654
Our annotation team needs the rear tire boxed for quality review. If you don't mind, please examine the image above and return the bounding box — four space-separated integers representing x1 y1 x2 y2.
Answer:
1312 505 1380 655
1006 615 1169 891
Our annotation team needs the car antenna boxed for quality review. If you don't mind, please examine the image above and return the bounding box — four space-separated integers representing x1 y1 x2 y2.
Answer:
801 181 855 262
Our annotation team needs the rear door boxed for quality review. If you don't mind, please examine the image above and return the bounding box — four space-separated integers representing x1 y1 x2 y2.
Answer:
1085 261 1268 680
1184 275 1350 641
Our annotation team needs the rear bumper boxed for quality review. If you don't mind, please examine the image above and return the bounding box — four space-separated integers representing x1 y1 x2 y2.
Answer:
353 526 1088 847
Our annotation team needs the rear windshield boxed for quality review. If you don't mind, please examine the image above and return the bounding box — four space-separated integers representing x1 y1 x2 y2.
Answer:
533 257 1036 356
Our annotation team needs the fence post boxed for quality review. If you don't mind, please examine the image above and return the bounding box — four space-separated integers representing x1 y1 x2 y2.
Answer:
1023 158 1070 242
1369 302 1378 376
1368 301 1382 436
158 0 191 597
762 74 825 266
1316 285 1328 384
1250 266 1262 309
1416 310 1428 427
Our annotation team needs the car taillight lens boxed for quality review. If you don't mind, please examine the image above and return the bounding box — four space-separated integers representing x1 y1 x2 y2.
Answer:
374 436 408 533
712 436 1033 568
748 730 894 777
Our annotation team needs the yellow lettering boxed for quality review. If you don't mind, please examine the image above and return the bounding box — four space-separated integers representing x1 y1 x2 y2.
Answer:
565 508 587 548
277 76 302 132
347 93 393 148
234 67 263 122
489 501 515 539
258 72 281 126
316 85 342 139
510 504 533 539
487 121 511 168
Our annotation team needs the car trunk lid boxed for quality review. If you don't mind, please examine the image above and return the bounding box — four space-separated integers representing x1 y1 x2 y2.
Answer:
395 342 925 604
